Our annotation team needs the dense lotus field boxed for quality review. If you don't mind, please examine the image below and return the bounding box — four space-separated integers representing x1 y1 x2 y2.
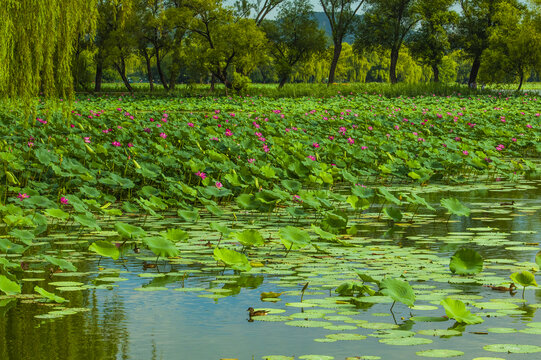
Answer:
0 92 540 359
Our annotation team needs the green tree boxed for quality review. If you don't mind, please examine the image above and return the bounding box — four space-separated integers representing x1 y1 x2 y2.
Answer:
320 0 366 85
480 2 541 90
452 0 518 87
355 0 420 84
186 0 267 92
262 0 327 88
0 0 97 99
409 0 458 82
94 0 136 92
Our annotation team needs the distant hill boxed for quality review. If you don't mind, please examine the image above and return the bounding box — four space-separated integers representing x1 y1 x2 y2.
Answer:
311 12 355 44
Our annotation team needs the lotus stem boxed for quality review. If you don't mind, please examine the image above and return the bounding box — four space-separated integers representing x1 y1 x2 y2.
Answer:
390 300 396 312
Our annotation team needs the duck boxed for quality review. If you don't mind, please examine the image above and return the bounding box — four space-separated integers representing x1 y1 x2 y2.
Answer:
499 201 515 206
247 307 269 317
484 283 516 292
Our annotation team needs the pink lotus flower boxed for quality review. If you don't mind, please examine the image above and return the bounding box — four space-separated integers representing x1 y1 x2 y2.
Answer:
307 155 316 161
27 142 34 147
17 193 29 201
127 143 134 148
225 129 233 136
188 122 194 127
112 141 121 147
347 137 354 145
313 142 320 148
159 133 167 139
247 158 255 163
60 197 69 205
195 171 206 180
462 150 469 155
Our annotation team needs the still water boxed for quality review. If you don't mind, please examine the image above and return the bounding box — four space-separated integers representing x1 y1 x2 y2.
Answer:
1 180 540 360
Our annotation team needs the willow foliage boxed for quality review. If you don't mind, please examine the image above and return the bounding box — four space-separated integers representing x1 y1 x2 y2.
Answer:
0 0 98 99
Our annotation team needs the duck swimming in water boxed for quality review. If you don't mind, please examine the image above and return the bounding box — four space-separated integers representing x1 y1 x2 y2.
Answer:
247 307 269 317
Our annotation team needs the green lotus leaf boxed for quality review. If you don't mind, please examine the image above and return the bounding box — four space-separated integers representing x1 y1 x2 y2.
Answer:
143 236 180 258
34 285 68 303
209 222 231 237
89 241 120 260
0 238 26 254
383 207 402 222
160 228 189 242
279 226 311 250
449 248 483 275
377 187 401 205
281 179 301 193
115 222 146 239
0 275 21 295
44 208 70 220
510 270 537 288
232 229 264 247
380 278 415 307
213 247 252 272
535 251 541 268
177 209 199 222
440 298 483 324
440 198 470 217
73 214 101 231
42 255 77 272
8 229 34 245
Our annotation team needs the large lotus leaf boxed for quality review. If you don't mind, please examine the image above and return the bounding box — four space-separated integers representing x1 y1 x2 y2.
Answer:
160 228 189 243
510 271 538 288
449 248 483 275
281 179 301 193
0 275 21 295
115 222 146 239
351 186 375 199
89 241 120 260
233 229 264 247
320 210 348 233
440 198 470 217
279 226 311 250
381 278 415 307
42 255 77 272
210 222 231 237
34 286 68 303
311 225 336 241
8 229 35 246
236 194 260 210
0 238 26 254
143 236 180 258
440 298 483 324
536 251 541 268
410 193 435 211
73 214 101 231
377 187 401 205
383 207 402 222
44 208 70 220
213 247 252 272
34 148 58 165
177 209 199 222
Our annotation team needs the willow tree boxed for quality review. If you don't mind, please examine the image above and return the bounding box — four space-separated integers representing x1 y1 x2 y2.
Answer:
0 0 98 99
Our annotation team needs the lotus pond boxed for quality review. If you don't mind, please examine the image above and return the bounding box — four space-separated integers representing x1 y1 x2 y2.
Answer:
0 92 540 359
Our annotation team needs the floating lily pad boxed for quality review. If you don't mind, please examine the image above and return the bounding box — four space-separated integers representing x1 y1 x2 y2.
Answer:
325 333 366 340
416 349 464 357
483 344 541 353
380 337 433 346
285 320 329 328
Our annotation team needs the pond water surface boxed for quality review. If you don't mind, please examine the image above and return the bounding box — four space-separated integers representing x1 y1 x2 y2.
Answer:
1 180 541 360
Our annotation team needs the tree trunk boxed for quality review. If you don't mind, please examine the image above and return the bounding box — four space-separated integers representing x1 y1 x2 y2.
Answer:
390 48 399 84
155 48 169 91
517 70 523 91
114 58 133 93
468 55 481 88
327 41 342 86
210 74 216 92
143 51 154 92
432 64 440 83
94 60 103 92
278 75 288 88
